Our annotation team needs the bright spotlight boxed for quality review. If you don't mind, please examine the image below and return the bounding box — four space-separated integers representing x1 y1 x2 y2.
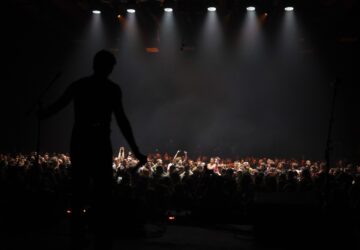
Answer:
92 10 101 14
207 7 216 12
127 8 136 13
246 6 256 11
284 6 294 12
164 8 173 12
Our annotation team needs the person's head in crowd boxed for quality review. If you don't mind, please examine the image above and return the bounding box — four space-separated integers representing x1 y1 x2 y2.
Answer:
177 165 185 174
48 157 59 169
319 162 327 172
154 165 164 176
258 162 266 171
176 157 183 166
17 158 25 167
156 158 163 165
188 159 194 168
300 168 311 181
163 153 170 162
194 164 204 174
277 161 284 171
57 158 64 167
139 167 151 178
329 168 337 176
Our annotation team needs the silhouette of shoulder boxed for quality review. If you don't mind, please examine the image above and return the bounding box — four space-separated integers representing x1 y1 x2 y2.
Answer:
70 76 122 99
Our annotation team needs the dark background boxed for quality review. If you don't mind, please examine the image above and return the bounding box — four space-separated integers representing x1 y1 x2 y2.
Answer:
2 0 359 161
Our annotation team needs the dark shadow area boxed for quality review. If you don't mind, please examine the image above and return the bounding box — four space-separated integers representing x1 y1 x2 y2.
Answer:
1 153 359 249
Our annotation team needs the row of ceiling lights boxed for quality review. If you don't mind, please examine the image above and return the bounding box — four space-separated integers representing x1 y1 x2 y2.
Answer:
92 6 294 14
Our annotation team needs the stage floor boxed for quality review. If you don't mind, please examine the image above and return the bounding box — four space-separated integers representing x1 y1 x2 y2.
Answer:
1 221 359 250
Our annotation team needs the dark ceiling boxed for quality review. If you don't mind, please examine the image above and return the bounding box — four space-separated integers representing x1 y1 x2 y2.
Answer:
8 0 360 22
7 0 359 47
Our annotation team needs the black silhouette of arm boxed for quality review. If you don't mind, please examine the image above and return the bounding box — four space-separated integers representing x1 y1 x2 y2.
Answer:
113 86 146 164
40 84 75 119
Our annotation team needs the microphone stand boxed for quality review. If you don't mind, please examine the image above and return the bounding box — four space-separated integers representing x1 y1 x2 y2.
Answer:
324 77 339 199
27 72 62 169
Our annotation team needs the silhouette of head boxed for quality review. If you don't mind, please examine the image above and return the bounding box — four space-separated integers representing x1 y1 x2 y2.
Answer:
93 50 117 77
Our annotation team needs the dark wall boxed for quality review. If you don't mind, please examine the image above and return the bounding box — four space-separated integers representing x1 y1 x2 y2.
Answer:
2 1 359 161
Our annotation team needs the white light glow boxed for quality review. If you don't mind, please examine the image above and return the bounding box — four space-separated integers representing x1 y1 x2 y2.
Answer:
207 7 216 12
284 7 294 12
247 6 256 11
164 8 173 12
127 9 136 13
92 10 101 14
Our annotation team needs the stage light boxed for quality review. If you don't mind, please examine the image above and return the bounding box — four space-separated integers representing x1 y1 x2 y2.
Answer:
247 6 256 11
168 216 176 221
92 10 101 14
285 6 294 12
207 0 218 12
117 14 121 18
126 0 137 14
163 0 175 13
66 209 72 214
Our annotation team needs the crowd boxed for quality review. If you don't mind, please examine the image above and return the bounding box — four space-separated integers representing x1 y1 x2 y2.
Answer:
0 149 359 226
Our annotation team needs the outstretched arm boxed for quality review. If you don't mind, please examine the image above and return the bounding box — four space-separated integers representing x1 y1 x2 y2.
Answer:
40 84 75 119
113 87 147 165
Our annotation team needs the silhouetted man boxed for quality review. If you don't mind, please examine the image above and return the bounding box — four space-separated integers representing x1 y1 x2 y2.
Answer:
40 50 147 250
